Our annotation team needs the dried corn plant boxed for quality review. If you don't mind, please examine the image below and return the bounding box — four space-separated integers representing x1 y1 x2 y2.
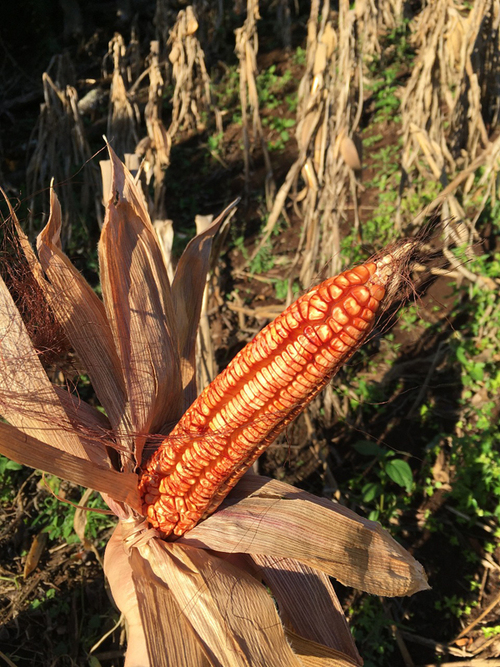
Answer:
353 0 382 57
167 6 214 139
235 0 275 204
155 0 225 58
26 58 100 242
377 0 407 31
105 33 140 159
252 0 363 285
401 0 500 218
0 147 428 665
354 0 407 57
302 0 363 282
137 39 172 221
251 0 335 260
448 0 500 162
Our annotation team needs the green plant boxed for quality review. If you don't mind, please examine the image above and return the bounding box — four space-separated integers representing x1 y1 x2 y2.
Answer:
293 46 306 67
0 455 23 502
257 65 293 110
249 240 275 274
434 594 478 620
264 115 295 151
207 131 224 156
350 597 396 667
352 441 414 522
367 67 401 123
483 625 500 639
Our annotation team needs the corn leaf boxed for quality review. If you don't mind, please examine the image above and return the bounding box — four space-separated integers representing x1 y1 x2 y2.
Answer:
171 200 238 410
179 474 429 597
0 421 141 510
37 187 131 447
251 554 361 664
142 538 303 667
99 146 183 457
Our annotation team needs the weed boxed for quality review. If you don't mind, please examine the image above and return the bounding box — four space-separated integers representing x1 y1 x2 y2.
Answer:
352 440 413 522
257 65 293 110
363 133 383 148
434 594 478 620
0 456 23 502
366 67 401 123
293 46 306 67
263 115 295 151
350 597 396 667
249 240 275 274
483 625 500 639
285 92 298 114
273 278 300 301
207 132 225 156
215 64 240 112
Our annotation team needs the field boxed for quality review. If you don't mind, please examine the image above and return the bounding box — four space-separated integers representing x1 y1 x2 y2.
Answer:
1 1 500 665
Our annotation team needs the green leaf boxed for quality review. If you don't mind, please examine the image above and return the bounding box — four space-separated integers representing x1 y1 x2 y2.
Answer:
0 456 23 474
456 346 468 365
470 363 484 382
384 459 413 491
362 482 382 502
353 441 383 457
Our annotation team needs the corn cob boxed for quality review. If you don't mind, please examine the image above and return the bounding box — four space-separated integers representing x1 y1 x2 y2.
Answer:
140 245 413 537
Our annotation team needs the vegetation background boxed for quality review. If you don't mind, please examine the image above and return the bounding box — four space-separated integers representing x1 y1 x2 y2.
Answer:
1 0 500 665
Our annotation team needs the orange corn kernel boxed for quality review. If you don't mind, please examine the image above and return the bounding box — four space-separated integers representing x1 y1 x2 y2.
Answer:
140 247 410 537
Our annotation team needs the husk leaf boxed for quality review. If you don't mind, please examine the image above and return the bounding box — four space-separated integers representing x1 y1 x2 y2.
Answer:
0 420 140 510
128 546 211 667
0 272 93 460
285 629 362 667
251 554 361 664
171 200 238 410
99 146 183 458
104 525 150 667
52 385 112 434
140 537 303 667
180 474 429 597
37 186 131 441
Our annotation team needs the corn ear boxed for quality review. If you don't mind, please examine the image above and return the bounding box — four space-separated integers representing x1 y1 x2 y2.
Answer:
140 245 414 537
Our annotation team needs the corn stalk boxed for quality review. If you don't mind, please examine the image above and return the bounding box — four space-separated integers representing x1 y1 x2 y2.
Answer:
167 6 214 139
400 0 500 234
251 0 363 283
138 39 172 221
27 57 100 241
105 33 140 160
235 0 275 205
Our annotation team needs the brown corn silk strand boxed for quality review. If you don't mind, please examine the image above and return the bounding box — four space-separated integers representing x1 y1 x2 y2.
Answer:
140 246 412 537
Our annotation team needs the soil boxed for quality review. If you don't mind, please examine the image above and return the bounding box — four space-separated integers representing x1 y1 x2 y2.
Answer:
1 3 500 667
